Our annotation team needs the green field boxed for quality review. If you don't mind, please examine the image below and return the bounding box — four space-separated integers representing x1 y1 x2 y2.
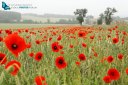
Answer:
0 23 128 85
0 23 79 29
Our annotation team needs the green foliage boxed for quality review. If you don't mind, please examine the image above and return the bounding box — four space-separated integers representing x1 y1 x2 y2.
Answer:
74 9 88 25
97 13 104 25
97 19 102 25
76 16 84 25
104 7 117 25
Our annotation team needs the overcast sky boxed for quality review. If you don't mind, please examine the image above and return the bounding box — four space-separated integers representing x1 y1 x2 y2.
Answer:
0 0 127 17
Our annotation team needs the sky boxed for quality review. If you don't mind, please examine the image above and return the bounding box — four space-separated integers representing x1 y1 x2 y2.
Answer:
0 0 128 18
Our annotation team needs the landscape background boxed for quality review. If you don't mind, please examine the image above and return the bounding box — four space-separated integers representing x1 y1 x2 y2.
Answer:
0 11 128 25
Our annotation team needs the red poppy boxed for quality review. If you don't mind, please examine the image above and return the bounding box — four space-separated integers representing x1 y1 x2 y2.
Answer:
34 76 47 85
59 45 63 49
5 29 12 34
4 33 27 57
36 40 40 44
103 76 112 83
49 37 52 41
0 37 3 42
112 37 119 44
107 35 111 38
29 52 34 57
117 53 123 60
70 44 73 48
57 35 62 41
107 68 120 80
25 29 28 32
78 31 87 37
35 52 43 62
78 53 86 61
90 35 95 39
5 60 21 76
55 56 67 69
94 52 98 57
26 42 31 48
60 51 64 54
51 42 60 52
75 61 80 66
0 53 7 65
126 68 128 75
107 56 114 63
82 43 87 48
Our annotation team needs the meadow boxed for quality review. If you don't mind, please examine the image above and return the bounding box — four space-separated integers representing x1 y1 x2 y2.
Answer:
0 22 128 85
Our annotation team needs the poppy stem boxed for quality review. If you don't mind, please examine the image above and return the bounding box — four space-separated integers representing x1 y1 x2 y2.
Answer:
0 72 4 85
80 68 84 85
15 75 21 85
19 69 30 85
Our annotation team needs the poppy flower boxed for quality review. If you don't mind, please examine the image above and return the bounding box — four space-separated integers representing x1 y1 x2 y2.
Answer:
0 37 3 42
94 52 98 57
107 35 111 38
34 76 47 85
126 68 128 75
29 52 34 57
82 43 87 48
26 42 31 48
78 31 86 37
0 53 7 65
4 33 27 57
25 29 28 32
5 29 12 34
49 37 52 41
76 61 80 66
57 35 62 41
90 35 95 39
36 40 40 44
70 44 73 48
112 37 119 44
35 52 43 62
59 45 63 49
55 56 67 69
107 56 114 63
103 76 112 83
107 68 120 80
51 42 60 52
5 60 21 76
117 53 123 60
60 51 64 54
78 53 86 61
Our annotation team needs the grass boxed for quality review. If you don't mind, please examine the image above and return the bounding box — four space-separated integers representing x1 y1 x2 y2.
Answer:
0 23 79 29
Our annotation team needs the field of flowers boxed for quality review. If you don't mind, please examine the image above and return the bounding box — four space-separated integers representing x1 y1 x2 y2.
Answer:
0 22 128 85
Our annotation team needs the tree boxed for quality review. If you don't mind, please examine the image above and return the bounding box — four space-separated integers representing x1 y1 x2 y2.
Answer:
104 7 117 25
97 13 104 25
47 19 51 24
74 9 87 25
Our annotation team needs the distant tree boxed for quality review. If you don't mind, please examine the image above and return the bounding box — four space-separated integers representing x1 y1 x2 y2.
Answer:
74 8 88 25
22 20 34 24
47 19 51 24
97 13 104 25
104 7 117 25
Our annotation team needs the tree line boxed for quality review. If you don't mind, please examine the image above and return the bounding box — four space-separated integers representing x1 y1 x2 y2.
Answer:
74 7 117 25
